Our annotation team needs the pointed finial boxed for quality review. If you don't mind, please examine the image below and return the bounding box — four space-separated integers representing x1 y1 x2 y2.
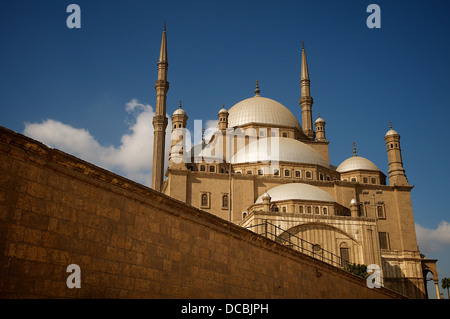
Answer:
389 121 392 129
179 100 182 108
353 142 357 157
255 80 260 96
318 112 321 118
302 40 305 50
163 22 166 32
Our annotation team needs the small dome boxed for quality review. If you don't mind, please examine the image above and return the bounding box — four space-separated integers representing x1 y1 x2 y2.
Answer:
385 122 399 137
173 108 186 116
218 107 228 115
231 137 329 168
173 101 187 116
227 95 302 131
336 156 379 173
261 192 271 200
350 198 357 206
255 183 335 204
385 129 398 137
315 116 325 124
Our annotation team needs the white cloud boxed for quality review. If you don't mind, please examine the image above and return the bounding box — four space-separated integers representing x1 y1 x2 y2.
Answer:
416 221 450 253
204 119 218 142
23 99 171 187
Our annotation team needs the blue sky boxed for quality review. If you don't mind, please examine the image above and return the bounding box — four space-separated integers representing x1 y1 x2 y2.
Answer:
1 0 449 298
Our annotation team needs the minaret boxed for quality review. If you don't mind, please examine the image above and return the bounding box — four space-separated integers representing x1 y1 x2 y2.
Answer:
169 101 188 166
152 24 169 192
218 103 228 131
314 113 326 142
300 41 314 140
384 122 409 186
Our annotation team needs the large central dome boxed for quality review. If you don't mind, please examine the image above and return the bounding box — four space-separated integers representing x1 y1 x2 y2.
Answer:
227 95 302 131
231 137 329 168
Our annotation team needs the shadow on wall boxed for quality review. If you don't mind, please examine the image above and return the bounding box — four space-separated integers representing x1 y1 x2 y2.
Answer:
383 261 426 299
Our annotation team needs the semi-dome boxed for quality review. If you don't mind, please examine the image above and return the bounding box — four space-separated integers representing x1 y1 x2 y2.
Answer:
231 137 329 167
336 156 379 173
255 183 335 204
227 95 302 131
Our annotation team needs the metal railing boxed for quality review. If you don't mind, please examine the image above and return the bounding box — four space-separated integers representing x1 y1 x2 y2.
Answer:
245 220 347 270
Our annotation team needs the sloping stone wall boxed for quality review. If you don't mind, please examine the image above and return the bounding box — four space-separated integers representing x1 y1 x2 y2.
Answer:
0 126 404 299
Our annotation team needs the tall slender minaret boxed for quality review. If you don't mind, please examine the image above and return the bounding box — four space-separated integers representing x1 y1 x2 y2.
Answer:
300 41 314 140
384 122 409 186
152 24 169 192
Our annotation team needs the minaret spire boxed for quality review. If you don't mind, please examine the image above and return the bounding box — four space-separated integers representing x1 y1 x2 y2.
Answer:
299 41 314 139
152 24 170 192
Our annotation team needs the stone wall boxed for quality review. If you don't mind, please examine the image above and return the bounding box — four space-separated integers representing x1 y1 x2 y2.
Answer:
0 126 404 299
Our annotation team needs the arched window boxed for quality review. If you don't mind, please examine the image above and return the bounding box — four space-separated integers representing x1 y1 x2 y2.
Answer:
340 244 350 266
200 165 205 171
295 171 301 178
258 169 264 175
222 195 229 209
284 170 290 177
323 207 328 215
209 166 215 172
363 177 368 183
299 206 303 214
282 206 287 213
306 171 312 179
315 207 320 214
307 206 312 214
201 193 208 207
282 133 287 137
272 204 279 212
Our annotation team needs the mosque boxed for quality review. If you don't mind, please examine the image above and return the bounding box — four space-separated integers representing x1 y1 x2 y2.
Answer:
150 26 439 298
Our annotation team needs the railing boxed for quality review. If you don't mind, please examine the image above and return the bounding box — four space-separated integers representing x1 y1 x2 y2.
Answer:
245 220 347 270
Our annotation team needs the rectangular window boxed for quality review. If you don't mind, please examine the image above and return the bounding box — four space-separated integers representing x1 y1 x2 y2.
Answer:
295 171 301 178
377 205 385 219
379 232 389 250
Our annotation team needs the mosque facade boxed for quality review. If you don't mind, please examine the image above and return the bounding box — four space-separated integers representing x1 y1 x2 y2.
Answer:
151 26 437 298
